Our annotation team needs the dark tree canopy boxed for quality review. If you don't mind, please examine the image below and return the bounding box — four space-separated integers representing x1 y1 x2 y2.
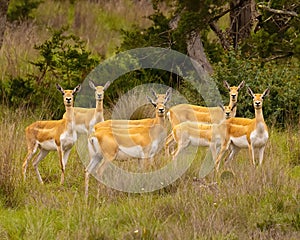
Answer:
121 0 300 65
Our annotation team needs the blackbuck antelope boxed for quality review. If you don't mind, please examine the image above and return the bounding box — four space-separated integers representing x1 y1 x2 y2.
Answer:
93 88 172 130
65 80 110 134
22 84 81 184
215 87 270 171
165 104 235 161
85 89 172 197
168 80 245 127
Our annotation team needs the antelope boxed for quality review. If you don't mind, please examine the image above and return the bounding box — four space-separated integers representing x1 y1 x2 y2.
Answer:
168 80 245 127
65 80 110 134
93 88 172 130
85 89 172 197
214 87 270 171
22 84 81 184
165 105 235 161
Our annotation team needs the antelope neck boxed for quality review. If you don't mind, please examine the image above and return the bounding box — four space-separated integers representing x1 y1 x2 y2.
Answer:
64 106 75 122
254 107 265 123
95 100 103 112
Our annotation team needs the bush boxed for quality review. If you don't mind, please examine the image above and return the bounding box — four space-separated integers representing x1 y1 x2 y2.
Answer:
213 51 300 127
1 26 100 118
7 0 43 22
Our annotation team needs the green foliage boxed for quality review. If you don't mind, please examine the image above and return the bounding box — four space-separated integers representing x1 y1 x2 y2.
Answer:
119 11 173 51
121 0 300 62
1 26 100 118
213 51 300 127
118 9 215 106
242 0 300 60
119 1 300 127
31 26 99 87
119 1 227 54
256 188 300 233
7 0 43 22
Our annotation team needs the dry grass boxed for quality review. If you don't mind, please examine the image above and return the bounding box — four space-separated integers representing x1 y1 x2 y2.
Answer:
0 1 299 239
0 107 299 239
35 0 154 57
1 0 154 83
0 21 41 79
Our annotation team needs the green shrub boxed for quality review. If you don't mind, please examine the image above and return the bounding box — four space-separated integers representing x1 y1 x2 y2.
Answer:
1 26 100 118
8 0 43 22
213 52 300 127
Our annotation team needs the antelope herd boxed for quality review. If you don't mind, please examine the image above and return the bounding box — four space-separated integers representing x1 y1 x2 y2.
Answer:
22 80 270 194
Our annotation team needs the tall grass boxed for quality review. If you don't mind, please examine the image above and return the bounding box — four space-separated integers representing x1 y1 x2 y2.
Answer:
0 0 154 91
0 0 299 239
35 0 154 57
0 108 299 239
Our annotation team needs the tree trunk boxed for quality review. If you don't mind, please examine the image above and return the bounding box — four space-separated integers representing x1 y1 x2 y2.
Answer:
0 0 10 50
186 30 213 74
170 10 213 75
209 21 230 51
230 0 256 50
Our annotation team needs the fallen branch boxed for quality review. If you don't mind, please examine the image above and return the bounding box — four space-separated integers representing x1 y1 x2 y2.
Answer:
262 52 294 62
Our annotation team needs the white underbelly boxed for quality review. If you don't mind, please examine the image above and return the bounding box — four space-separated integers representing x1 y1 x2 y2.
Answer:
190 136 210 147
231 135 249 148
119 145 145 159
39 140 57 151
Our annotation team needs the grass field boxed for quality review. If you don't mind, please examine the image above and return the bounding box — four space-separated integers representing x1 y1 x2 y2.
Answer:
0 106 299 239
0 1 299 239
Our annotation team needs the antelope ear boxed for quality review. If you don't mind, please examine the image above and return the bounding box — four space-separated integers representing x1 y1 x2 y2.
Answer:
247 86 255 98
147 96 156 107
164 88 172 104
89 80 96 90
103 81 111 91
237 80 245 90
223 81 230 90
73 84 81 95
262 88 270 99
151 88 158 99
56 83 64 94
165 87 172 98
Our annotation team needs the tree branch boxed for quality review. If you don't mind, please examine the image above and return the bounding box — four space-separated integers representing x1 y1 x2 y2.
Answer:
257 4 299 17
209 21 231 50
262 52 294 62
209 1 247 23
